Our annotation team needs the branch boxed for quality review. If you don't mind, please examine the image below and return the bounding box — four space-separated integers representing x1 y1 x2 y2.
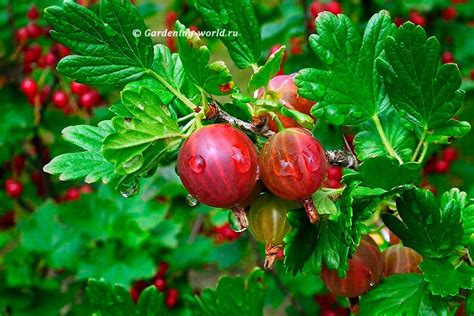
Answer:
206 101 275 138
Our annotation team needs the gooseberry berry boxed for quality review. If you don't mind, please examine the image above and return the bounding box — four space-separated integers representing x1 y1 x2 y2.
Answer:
259 128 327 223
248 193 292 269
177 124 259 229
382 244 422 276
321 235 383 297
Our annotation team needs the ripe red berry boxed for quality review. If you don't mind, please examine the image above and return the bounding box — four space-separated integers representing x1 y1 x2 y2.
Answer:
153 278 166 292
64 187 81 201
455 302 466 316
23 44 42 64
442 51 454 64
156 261 169 278
409 10 426 26
53 43 70 58
321 235 383 297
16 27 29 42
470 70 474 80
393 17 404 27
165 288 179 309
434 159 450 173
12 155 26 174
327 166 342 181
27 6 40 20
5 179 23 198
218 82 234 94
70 81 90 95
26 23 43 39
442 147 457 162
166 11 177 27
0 211 16 230
43 52 57 67
79 91 100 108
259 128 327 222
310 1 325 18
130 280 148 303
442 7 457 20
177 124 259 228
325 1 342 15
20 78 38 97
52 91 69 109
382 244 422 276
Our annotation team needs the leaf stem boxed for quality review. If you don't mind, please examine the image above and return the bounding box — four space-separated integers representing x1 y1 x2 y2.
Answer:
372 114 403 164
411 128 428 162
146 69 198 111
417 141 429 164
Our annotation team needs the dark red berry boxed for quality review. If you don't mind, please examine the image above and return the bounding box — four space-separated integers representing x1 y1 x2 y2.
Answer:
5 179 23 198
156 261 169 278
327 166 342 181
0 211 16 230
52 91 69 108
259 128 327 201
165 288 179 309
409 10 426 26
53 43 70 58
130 280 148 303
27 6 40 20
12 155 26 174
20 78 38 96
70 81 90 95
310 1 324 18
442 52 454 64
43 52 57 67
79 91 100 108
455 302 466 316
153 278 166 292
64 187 81 201
166 11 177 27
26 23 43 39
177 124 259 209
442 147 457 162
16 27 29 42
442 7 457 20
393 17 404 27
325 1 342 15
434 159 450 173
23 44 42 64
470 70 474 80
218 82 234 94
382 244 422 276
321 235 383 297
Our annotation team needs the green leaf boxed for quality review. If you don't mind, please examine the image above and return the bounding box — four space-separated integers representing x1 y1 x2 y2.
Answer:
382 188 464 258
312 190 338 215
86 279 135 316
186 269 266 316
462 205 474 249
354 107 415 161
247 45 285 92
175 22 233 95
425 119 471 144
44 122 117 183
195 0 261 69
344 156 420 190
295 11 396 125
420 259 473 297
359 274 448 316
136 287 168 316
377 22 465 129
45 0 153 85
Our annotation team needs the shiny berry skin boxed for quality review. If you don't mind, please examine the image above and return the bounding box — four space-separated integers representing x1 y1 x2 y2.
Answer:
52 91 69 108
268 74 315 116
442 147 457 162
26 23 43 39
382 244 422 276
5 179 23 198
16 27 29 42
166 11 177 27
321 235 383 298
154 278 166 292
310 1 324 18
79 91 100 108
177 124 259 209
165 288 179 308
70 81 90 95
409 10 426 26
435 159 450 173
259 128 327 201
24 44 42 64
64 187 81 201
248 194 292 245
20 78 38 96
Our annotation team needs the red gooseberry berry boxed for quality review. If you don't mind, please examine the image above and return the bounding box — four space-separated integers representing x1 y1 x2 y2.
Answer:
321 235 383 297
5 179 23 198
79 91 101 109
70 81 90 95
52 91 69 109
382 244 422 276
259 128 327 223
20 78 38 97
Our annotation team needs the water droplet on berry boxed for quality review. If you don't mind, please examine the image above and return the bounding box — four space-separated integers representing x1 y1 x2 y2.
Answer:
301 151 318 172
119 179 140 198
186 194 198 206
276 157 303 180
228 211 247 232
187 155 206 173
231 145 251 173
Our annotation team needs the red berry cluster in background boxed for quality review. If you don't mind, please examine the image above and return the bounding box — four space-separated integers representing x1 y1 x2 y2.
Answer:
424 146 458 174
325 166 343 189
308 1 342 31
314 293 349 316
129 262 180 309
212 223 240 244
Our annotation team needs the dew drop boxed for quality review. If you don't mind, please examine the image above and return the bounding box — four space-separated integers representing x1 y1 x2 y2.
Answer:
276 155 303 181
301 151 318 172
228 211 247 233
186 194 198 206
119 179 140 198
231 145 251 173
187 155 206 174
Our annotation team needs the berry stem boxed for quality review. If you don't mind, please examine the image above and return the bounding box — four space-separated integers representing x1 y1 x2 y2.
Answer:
264 244 282 270
372 114 403 164
301 197 318 224
231 205 249 230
